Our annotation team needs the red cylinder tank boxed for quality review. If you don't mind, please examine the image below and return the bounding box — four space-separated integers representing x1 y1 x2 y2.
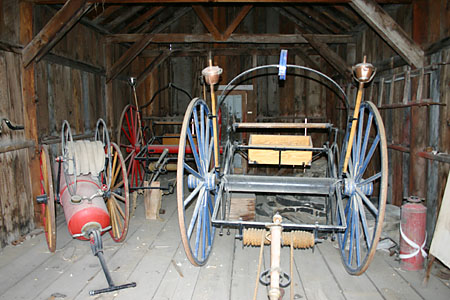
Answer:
60 174 110 240
399 196 427 271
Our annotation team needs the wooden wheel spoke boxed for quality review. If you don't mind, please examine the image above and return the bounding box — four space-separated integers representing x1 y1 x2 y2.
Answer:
184 184 203 207
121 126 133 144
356 194 372 249
359 112 373 166
187 188 204 240
192 107 205 167
184 162 202 180
194 197 204 258
355 106 365 162
187 126 202 175
357 134 380 181
111 195 126 219
125 110 135 144
112 180 124 191
342 199 352 251
358 172 381 186
111 150 119 186
355 186 378 216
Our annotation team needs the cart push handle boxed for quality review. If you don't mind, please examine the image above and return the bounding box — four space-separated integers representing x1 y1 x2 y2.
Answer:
342 56 376 174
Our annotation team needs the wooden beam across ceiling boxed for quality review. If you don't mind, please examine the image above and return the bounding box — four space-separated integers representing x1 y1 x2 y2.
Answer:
22 0 92 67
106 33 354 44
137 51 170 85
349 0 424 68
193 5 222 40
106 7 191 82
32 1 413 4
303 34 351 80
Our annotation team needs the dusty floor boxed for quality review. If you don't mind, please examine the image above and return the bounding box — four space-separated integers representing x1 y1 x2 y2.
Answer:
1 177 449 300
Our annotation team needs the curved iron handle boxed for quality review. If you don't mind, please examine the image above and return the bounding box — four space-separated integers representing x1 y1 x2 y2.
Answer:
0 118 24 134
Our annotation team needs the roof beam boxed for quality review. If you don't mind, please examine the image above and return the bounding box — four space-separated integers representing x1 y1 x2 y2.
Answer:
137 51 170 85
32 1 413 4
349 0 424 68
193 5 222 40
222 5 252 40
303 34 351 80
106 7 191 82
106 33 354 44
106 34 154 82
22 0 92 67
120 6 163 33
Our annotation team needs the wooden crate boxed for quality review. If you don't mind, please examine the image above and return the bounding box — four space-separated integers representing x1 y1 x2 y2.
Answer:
228 193 256 221
162 133 179 145
248 134 313 166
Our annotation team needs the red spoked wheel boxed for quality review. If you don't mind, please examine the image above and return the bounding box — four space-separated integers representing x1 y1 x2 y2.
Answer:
117 104 145 190
39 145 56 252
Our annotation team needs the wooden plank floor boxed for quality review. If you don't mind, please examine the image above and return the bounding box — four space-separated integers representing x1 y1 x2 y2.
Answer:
1 186 449 300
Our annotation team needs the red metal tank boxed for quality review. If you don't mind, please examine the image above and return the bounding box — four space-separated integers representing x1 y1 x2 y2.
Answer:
60 174 110 240
399 196 427 271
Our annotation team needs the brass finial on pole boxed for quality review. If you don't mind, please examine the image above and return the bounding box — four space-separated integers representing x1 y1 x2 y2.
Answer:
202 59 222 170
342 56 376 174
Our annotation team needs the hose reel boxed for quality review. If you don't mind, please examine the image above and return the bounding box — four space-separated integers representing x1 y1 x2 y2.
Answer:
243 228 315 249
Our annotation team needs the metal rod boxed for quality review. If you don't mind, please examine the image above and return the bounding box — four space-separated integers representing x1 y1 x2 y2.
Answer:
233 122 332 130
236 144 327 152
223 174 335 195
212 219 346 232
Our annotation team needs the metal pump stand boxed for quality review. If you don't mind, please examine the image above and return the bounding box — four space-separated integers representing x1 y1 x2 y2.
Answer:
88 230 137 296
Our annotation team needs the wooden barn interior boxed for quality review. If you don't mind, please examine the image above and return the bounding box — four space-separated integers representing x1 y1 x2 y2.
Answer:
0 0 449 299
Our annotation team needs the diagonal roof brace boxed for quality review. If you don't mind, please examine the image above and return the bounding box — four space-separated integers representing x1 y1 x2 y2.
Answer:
22 0 92 67
349 0 424 68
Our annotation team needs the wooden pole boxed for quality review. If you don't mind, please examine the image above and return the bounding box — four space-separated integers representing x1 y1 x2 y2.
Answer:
208 59 220 170
342 81 364 173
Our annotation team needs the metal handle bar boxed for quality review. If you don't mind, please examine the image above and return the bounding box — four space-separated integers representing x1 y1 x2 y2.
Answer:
0 118 24 134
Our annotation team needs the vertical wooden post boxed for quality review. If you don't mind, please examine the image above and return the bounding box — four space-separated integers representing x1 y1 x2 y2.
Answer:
20 2 41 226
104 40 114 132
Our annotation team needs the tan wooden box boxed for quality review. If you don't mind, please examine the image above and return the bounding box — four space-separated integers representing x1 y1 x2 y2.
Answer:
162 133 179 145
248 134 313 166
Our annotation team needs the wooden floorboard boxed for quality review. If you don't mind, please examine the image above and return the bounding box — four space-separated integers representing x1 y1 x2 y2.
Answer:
1 177 449 300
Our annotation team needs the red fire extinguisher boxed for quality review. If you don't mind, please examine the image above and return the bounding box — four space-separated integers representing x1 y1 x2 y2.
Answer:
399 196 427 271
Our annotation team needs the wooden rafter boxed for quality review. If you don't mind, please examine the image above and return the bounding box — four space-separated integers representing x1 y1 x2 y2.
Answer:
32 1 413 4
107 5 145 31
193 5 222 40
106 33 354 44
349 0 424 68
137 51 170 85
106 7 191 82
120 6 163 33
107 34 153 82
222 5 252 39
141 46 316 57
277 7 326 34
92 5 121 24
138 7 191 33
22 0 92 67
303 34 351 80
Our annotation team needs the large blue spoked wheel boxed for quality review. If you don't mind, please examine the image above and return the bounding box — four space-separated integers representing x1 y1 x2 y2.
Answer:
177 98 218 266
338 101 388 275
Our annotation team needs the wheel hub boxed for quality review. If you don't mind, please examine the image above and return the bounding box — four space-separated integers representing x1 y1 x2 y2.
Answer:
344 178 373 197
187 173 216 191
